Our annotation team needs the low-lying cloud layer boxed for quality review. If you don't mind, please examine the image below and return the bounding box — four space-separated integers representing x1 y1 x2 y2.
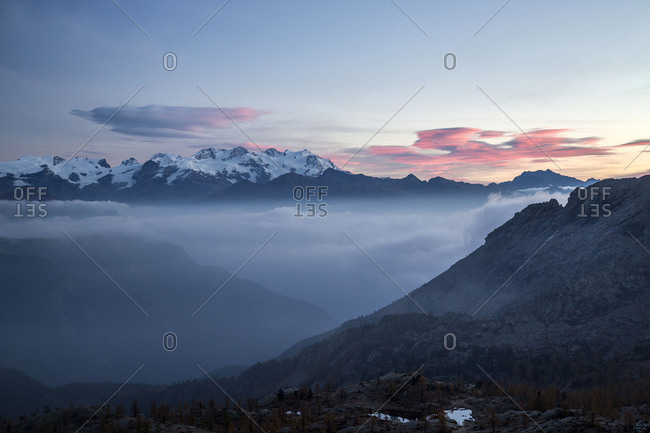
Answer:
0 192 570 321
70 105 269 139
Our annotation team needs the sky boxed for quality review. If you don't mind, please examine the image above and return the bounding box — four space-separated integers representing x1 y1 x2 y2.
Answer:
1 0 649 183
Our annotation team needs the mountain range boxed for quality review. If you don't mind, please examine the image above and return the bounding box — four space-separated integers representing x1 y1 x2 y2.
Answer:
0 235 337 387
209 174 650 398
1 175 647 420
0 147 597 202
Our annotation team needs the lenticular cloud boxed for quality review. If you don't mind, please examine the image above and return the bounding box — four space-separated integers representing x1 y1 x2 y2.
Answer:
70 105 269 138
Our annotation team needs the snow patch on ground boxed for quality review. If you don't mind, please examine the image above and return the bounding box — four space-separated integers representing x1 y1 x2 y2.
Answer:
444 408 473 426
368 408 473 426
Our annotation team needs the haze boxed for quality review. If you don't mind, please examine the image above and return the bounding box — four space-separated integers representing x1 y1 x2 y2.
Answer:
0 191 568 322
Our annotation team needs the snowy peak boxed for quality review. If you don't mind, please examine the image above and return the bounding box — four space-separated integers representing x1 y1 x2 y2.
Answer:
140 146 338 185
192 148 219 160
150 153 181 166
225 146 249 160
0 155 117 188
0 153 607 203
0 147 340 191
121 158 139 166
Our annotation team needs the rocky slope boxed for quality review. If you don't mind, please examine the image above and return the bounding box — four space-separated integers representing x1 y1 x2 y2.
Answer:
1 177 647 427
221 176 649 398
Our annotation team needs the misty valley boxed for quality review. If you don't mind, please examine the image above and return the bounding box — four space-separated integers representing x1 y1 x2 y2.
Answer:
0 159 648 432
4 0 650 431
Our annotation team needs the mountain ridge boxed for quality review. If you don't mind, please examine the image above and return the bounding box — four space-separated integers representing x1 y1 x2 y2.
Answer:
0 235 339 386
219 175 649 398
0 148 597 202
0 175 647 420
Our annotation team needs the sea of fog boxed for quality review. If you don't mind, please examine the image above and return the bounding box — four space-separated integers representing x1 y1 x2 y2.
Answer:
0 191 569 322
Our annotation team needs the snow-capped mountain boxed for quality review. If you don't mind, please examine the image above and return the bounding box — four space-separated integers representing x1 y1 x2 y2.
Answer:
0 146 338 192
146 146 337 186
0 147 598 202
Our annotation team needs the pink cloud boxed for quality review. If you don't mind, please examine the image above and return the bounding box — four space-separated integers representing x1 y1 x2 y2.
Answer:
329 127 650 182
376 127 610 168
369 146 423 158
618 139 650 148
413 127 482 151
477 130 507 139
